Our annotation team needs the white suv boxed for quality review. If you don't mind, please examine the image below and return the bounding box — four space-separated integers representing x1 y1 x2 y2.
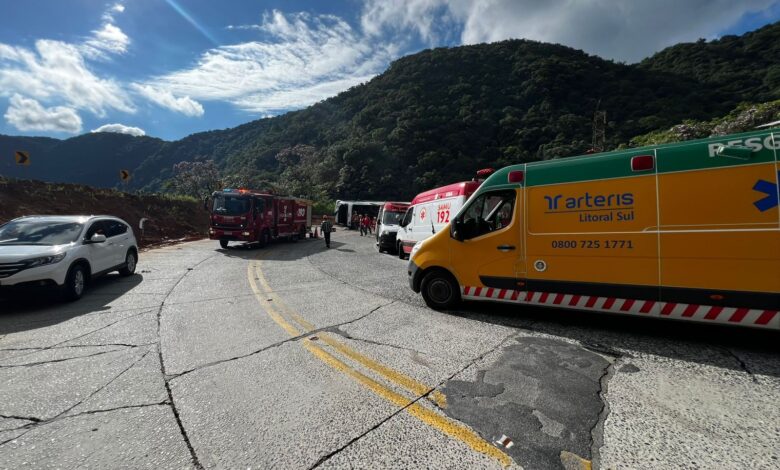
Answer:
0 216 138 300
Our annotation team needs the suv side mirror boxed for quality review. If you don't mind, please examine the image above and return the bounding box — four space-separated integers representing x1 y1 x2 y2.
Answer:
88 233 107 244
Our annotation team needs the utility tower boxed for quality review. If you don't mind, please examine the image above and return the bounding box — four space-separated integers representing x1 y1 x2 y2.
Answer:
592 101 606 153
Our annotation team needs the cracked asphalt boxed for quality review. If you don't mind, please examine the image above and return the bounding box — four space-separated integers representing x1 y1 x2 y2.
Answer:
0 229 778 469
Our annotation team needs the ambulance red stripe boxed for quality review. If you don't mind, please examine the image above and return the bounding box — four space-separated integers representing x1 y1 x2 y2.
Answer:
459 286 778 329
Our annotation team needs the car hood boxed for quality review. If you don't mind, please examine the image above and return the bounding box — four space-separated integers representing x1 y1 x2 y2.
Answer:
0 244 68 263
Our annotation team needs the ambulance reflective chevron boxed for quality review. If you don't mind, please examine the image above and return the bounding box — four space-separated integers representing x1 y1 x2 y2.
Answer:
408 128 779 329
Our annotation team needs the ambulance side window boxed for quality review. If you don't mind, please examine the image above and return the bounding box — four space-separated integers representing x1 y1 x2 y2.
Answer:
458 190 515 240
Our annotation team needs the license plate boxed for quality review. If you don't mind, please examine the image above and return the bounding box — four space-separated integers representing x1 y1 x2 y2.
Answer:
223 231 232 236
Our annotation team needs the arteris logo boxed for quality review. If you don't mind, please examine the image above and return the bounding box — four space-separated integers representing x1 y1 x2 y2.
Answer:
544 192 634 212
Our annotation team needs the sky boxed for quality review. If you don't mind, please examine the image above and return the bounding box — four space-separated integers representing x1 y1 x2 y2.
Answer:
0 0 779 141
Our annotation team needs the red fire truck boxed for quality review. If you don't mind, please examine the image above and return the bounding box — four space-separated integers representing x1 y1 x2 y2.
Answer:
207 189 312 249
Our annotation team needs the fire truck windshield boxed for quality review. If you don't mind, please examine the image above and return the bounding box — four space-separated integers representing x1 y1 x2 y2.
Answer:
212 194 251 216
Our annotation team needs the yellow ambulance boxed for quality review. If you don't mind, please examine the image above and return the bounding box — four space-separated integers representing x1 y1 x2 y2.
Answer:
408 129 779 329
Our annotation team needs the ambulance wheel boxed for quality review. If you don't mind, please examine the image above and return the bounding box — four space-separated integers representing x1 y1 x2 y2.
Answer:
421 270 460 310
219 240 229 249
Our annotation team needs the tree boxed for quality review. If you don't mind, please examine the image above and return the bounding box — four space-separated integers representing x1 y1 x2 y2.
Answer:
171 160 221 198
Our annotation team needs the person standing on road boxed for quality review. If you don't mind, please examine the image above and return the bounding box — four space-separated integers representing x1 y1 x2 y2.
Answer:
365 215 373 235
321 215 333 248
359 214 366 236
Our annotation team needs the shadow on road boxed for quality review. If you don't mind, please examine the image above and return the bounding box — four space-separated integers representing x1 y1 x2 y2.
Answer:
210 237 343 261
451 299 780 377
0 273 143 335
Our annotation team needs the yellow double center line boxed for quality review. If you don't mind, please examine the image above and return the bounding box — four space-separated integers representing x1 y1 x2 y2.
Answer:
247 257 511 467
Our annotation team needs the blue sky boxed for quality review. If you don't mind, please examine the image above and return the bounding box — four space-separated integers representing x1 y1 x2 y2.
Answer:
0 0 778 141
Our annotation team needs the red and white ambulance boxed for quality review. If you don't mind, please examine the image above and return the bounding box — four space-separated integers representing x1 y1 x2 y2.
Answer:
396 170 492 258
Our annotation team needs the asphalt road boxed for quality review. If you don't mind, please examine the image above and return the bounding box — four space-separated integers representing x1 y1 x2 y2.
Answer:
0 229 778 469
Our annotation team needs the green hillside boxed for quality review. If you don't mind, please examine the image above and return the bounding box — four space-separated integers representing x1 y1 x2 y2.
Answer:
0 133 164 188
639 22 780 106
2 22 778 201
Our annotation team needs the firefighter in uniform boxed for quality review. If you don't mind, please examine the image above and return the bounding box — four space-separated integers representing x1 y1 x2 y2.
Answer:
321 215 333 248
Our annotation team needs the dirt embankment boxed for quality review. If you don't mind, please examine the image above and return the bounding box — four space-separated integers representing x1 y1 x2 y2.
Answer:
0 177 207 247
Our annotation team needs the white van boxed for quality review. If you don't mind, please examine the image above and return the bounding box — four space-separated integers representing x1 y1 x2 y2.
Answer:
396 180 482 259
376 201 410 254
334 200 383 228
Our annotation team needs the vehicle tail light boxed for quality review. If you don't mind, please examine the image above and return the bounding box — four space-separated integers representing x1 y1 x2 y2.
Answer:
476 168 495 178
508 170 524 183
631 155 654 172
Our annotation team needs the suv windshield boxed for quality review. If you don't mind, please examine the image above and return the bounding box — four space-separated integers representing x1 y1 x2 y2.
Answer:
382 211 404 225
0 220 83 246
212 195 251 216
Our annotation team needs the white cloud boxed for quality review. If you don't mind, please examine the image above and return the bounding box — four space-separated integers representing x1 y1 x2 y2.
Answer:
233 75 377 113
147 10 395 115
82 23 130 59
5 94 82 133
131 84 204 117
102 2 126 23
84 2 130 59
361 0 456 44
361 0 780 62
91 122 145 136
0 39 134 116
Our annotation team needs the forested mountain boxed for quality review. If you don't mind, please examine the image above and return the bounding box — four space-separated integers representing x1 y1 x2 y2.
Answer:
0 133 164 188
640 22 780 106
2 22 778 201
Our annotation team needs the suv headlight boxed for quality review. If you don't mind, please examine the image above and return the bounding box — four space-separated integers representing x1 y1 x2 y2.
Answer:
24 253 66 268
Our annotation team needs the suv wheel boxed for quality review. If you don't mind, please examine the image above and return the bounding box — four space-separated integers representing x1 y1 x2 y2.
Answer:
420 270 460 310
119 250 137 276
63 264 87 301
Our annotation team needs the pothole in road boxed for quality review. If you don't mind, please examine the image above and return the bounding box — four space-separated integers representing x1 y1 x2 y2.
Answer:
442 336 610 469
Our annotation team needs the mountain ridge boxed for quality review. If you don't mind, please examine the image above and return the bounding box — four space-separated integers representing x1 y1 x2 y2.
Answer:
1 21 778 200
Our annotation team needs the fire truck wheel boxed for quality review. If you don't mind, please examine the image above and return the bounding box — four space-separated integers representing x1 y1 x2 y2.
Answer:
420 269 461 310
219 240 228 249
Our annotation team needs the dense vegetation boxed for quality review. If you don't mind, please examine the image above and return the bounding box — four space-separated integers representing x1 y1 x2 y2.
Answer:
630 100 780 146
2 22 778 202
639 22 780 108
